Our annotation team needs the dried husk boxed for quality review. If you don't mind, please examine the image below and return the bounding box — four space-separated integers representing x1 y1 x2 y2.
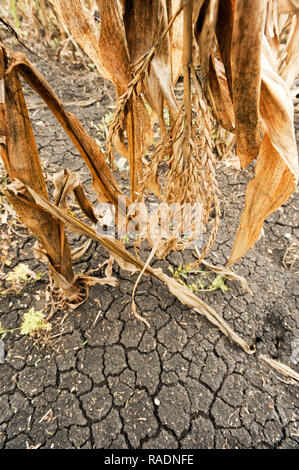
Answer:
195 1 236 132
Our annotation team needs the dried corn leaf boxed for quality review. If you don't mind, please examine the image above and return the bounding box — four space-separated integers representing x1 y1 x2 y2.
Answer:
260 40 298 177
97 0 132 96
80 274 118 288
53 169 98 224
123 0 178 126
228 39 298 265
158 271 254 354
53 170 78 209
215 0 234 95
194 1 235 132
0 61 9 174
194 0 219 88
2 56 48 197
259 354 299 385
207 55 235 132
73 183 98 224
168 0 183 84
5 51 127 213
278 0 299 14
204 0 266 166
265 0 280 59
230 0 267 167
54 0 112 82
71 239 93 261
228 136 296 265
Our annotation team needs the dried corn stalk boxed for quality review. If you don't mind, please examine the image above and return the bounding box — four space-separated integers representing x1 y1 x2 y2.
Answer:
0 48 79 301
0 44 131 302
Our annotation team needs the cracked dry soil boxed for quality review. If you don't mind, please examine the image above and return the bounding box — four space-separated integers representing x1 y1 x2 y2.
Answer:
0 50 298 450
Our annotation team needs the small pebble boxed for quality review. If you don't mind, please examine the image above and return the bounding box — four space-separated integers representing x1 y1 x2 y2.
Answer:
0 340 5 364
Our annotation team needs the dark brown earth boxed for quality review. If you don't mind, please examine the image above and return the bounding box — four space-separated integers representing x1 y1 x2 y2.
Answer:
0 44 298 450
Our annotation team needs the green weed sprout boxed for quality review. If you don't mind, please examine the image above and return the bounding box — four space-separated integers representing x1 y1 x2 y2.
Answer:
20 308 51 337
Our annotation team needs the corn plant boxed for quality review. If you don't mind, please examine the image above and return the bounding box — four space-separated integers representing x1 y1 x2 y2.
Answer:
0 0 298 368
50 0 298 264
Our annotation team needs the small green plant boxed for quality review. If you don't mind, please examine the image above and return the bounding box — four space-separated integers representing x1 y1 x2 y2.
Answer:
122 233 130 244
10 0 20 34
0 321 18 339
209 274 229 293
6 263 38 283
0 307 51 341
163 108 170 127
168 263 229 294
168 263 203 280
20 307 51 337
96 109 115 141
2 263 43 295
